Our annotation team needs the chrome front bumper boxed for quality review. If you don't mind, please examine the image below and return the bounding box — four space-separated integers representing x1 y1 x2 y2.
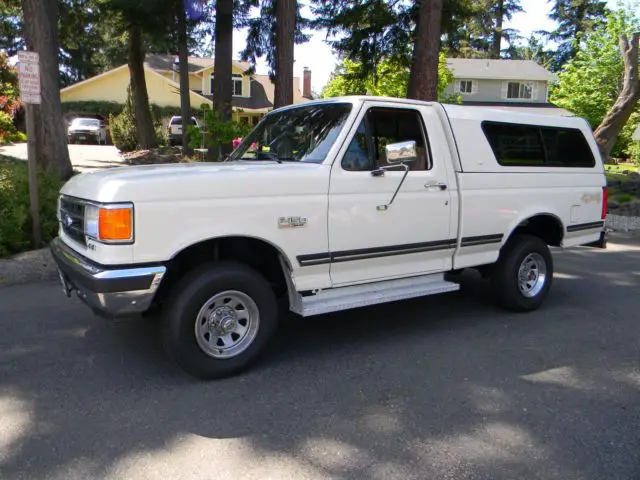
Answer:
50 237 166 317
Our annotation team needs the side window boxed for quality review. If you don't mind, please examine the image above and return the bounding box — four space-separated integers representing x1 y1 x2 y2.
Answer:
369 108 429 171
540 128 595 167
482 121 596 168
482 122 545 166
341 107 430 172
342 120 373 171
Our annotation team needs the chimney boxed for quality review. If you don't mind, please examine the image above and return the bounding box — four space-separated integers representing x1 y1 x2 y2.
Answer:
303 67 312 99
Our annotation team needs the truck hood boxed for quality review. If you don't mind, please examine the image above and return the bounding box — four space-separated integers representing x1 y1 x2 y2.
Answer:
60 161 330 203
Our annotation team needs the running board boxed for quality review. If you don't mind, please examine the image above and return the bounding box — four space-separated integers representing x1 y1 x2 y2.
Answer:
297 274 460 317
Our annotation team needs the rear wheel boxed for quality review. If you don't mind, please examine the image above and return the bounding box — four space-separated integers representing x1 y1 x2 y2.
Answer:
161 262 278 380
490 234 553 312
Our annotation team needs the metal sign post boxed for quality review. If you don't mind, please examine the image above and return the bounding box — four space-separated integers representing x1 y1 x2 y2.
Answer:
18 51 42 248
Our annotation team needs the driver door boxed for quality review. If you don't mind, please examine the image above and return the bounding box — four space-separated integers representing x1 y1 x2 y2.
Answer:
328 102 453 285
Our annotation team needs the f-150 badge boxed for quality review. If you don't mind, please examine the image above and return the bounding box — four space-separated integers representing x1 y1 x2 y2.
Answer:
278 216 308 228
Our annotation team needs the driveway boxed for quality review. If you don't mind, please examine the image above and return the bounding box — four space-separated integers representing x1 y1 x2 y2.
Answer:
1 236 639 480
0 143 125 172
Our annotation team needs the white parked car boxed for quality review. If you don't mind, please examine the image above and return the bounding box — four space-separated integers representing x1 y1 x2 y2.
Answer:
51 96 608 379
167 115 200 146
68 117 108 144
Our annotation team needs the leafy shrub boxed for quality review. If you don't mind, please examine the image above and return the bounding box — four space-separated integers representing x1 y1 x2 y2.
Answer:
615 193 635 203
188 105 253 158
628 141 640 166
0 159 63 257
109 108 137 152
109 87 174 152
5 131 27 143
0 111 15 144
155 122 168 147
62 101 125 118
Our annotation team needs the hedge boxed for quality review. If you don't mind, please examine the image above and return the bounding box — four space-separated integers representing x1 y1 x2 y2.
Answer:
61 101 201 122
0 158 63 257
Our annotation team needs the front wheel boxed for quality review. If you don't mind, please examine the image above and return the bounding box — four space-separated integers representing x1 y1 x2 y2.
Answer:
490 234 553 312
161 262 279 380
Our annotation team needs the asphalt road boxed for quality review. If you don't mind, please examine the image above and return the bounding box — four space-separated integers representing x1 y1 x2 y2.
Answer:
1 235 639 480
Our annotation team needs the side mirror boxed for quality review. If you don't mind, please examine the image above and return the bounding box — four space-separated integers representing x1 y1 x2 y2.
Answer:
385 140 417 165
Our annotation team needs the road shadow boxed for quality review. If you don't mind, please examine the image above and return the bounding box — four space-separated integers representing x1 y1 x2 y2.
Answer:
1 238 639 479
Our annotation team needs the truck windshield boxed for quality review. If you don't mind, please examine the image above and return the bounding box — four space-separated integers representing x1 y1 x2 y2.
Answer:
230 103 352 163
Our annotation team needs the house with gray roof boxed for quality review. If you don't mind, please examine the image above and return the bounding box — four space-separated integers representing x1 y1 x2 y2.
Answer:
443 58 572 116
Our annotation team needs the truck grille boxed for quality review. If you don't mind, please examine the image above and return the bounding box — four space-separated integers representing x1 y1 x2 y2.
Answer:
59 197 86 246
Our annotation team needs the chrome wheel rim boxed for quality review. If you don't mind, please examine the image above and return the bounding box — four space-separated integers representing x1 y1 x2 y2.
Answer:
195 291 260 359
518 253 547 298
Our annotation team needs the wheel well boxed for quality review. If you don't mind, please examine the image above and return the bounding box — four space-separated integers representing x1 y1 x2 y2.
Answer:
510 215 564 247
154 237 290 307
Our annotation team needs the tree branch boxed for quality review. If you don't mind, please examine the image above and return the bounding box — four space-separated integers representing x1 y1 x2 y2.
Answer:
593 33 640 160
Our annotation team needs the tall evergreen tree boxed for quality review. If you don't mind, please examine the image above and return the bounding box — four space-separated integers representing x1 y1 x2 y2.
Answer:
274 0 296 108
212 0 234 155
239 0 310 88
503 33 553 66
0 0 23 56
547 0 609 69
408 0 443 101
177 0 192 155
487 0 523 58
98 0 180 149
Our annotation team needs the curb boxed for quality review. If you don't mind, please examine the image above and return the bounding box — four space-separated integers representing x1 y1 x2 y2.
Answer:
0 248 58 287
605 215 640 232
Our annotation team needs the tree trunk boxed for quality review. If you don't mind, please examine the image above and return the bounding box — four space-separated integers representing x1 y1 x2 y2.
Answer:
127 24 157 150
594 34 640 160
212 0 233 158
177 0 192 156
274 0 295 108
20 0 73 180
490 0 504 59
408 0 443 101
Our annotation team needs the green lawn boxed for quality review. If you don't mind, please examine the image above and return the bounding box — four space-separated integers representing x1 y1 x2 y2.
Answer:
604 163 639 175
605 163 640 205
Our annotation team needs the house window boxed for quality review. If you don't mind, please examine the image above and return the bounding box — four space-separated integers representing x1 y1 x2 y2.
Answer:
209 73 243 96
459 80 473 94
507 82 533 99
233 74 243 96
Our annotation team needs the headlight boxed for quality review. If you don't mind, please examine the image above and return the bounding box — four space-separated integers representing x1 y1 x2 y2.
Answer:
85 203 134 244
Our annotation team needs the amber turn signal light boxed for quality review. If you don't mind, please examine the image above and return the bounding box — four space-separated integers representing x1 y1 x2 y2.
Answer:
98 207 132 241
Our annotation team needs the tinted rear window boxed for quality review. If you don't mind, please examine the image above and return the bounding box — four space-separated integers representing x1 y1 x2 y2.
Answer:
482 121 596 168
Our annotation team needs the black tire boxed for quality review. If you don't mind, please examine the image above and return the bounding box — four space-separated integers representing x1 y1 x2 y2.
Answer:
161 262 279 380
490 234 553 312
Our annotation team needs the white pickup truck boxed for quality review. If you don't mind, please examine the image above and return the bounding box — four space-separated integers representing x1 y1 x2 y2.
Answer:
51 96 608 379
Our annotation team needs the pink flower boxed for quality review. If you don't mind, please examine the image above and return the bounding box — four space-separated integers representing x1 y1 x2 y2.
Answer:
232 137 243 149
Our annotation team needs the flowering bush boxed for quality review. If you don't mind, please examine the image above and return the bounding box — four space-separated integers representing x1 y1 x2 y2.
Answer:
0 52 21 144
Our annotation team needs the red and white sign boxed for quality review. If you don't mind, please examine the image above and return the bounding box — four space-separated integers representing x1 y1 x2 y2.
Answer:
18 51 41 104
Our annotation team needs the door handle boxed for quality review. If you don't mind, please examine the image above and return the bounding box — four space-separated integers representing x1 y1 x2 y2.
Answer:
425 182 447 191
